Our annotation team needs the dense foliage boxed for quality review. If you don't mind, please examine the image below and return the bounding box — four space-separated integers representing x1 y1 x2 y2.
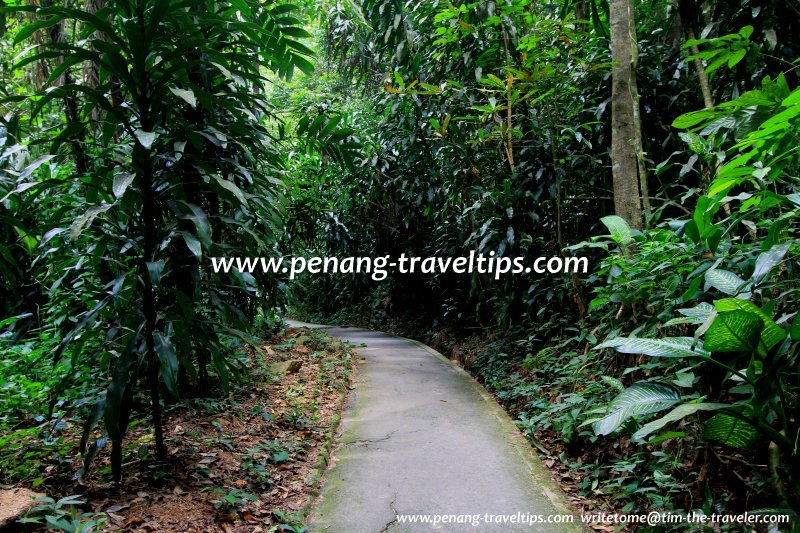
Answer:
284 0 800 520
1 0 799 526
1 0 326 485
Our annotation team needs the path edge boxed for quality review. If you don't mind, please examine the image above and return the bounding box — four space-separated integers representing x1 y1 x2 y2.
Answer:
288 320 588 531
399 335 587 532
282 325 353 524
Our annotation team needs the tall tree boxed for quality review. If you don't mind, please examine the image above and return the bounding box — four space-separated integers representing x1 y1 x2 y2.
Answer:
609 0 644 229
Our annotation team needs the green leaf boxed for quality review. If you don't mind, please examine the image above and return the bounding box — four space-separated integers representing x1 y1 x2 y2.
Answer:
672 109 716 129
112 173 135 199
676 302 716 323
70 204 113 240
211 174 248 205
319 115 343 139
703 413 758 448
704 268 745 295
228 0 253 17
596 336 710 358
752 243 790 285
14 17 61 45
273 450 290 463
600 375 625 392
183 203 212 246
600 215 633 245
727 48 747 68
632 402 729 441
280 26 311 39
169 87 197 108
147 260 164 283
593 382 681 436
134 130 158 149
715 298 786 353
0 156 58 200
704 310 764 353
181 231 202 259
104 342 138 442
154 331 179 397
781 88 800 107
790 314 800 341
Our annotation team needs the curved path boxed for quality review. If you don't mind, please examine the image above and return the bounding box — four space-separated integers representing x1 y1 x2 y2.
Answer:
288 321 583 532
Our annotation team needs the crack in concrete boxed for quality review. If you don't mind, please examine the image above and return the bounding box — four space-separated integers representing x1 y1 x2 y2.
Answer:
380 492 399 533
342 430 398 448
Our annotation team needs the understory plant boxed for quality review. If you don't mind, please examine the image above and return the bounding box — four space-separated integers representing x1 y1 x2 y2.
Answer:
591 73 800 513
2 0 314 482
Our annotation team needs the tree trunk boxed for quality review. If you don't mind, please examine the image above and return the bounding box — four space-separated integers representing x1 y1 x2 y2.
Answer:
676 0 714 108
134 0 165 463
42 3 90 176
609 0 643 229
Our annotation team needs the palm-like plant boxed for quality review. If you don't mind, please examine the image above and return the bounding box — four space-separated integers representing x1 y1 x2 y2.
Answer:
2 0 313 482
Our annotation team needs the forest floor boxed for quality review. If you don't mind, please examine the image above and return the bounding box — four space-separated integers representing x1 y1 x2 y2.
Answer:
3 327 354 532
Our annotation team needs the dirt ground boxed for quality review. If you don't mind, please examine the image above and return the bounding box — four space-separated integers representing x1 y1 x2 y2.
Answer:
15 327 354 532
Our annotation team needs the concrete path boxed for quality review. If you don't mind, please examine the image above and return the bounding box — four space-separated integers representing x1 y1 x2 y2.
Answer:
288 321 583 532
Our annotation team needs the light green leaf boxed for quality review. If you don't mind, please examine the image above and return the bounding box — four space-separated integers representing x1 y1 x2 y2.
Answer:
752 243 790 285
19 154 57 181
593 382 681 436
596 336 710 358
112 173 135 199
632 402 729 441
663 316 706 327
134 130 158 149
677 302 716 323
672 109 716 129
727 48 747 68
600 215 633 245
704 268 745 295
0 181 39 202
169 87 197 108
14 17 61 46
703 413 758 448
715 298 786 352
70 204 113 240
704 310 764 352
672 372 696 388
781 89 800 107
600 375 625 392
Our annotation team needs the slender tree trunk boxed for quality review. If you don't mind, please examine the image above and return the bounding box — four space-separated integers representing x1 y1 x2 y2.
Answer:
43 5 90 176
609 0 643 229
633 101 651 226
575 1 587 22
686 27 714 109
84 0 107 121
676 0 714 108
502 29 515 172
135 135 166 460
134 1 165 462
141 162 165 462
